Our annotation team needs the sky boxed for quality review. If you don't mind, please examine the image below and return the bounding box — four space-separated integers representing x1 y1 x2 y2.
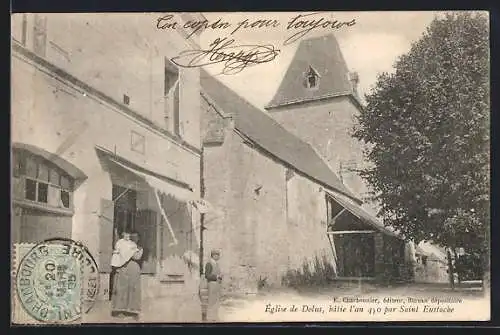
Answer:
198 11 443 109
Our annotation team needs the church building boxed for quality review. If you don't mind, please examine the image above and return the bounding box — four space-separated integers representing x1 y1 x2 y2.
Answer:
266 34 370 203
265 34 415 283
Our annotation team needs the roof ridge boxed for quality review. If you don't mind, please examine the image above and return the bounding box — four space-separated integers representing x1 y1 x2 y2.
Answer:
200 70 360 202
202 69 295 132
266 91 352 109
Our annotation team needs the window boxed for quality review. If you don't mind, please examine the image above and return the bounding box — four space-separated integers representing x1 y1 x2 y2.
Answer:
38 182 48 203
61 190 70 208
13 149 74 210
164 68 178 97
164 58 180 135
422 256 428 266
304 66 320 89
25 179 37 201
307 73 317 88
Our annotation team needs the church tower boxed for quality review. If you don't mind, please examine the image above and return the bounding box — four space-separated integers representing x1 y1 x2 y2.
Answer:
265 34 371 204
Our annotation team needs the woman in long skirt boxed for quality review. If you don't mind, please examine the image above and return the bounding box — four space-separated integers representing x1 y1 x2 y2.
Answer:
111 231 143 320
202 249 222 322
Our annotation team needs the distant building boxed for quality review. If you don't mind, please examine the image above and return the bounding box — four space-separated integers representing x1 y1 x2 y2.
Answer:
414 242 449 284
200 70 413 294
11 13 207 302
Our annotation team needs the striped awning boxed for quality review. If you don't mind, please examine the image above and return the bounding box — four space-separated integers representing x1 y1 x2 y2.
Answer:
98 149 222 248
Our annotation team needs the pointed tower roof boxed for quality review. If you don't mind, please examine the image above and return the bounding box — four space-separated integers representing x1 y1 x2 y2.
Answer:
266 34 357 109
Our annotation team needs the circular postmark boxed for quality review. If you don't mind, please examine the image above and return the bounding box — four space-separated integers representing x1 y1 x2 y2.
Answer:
15 238 100 323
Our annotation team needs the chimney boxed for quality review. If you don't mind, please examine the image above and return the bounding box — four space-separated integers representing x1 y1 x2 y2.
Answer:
348 71 359 96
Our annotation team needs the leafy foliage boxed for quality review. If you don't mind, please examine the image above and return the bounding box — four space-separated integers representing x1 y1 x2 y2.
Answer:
353 12 489 257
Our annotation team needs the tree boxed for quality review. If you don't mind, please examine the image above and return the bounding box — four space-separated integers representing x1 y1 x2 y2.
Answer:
352 12 490 283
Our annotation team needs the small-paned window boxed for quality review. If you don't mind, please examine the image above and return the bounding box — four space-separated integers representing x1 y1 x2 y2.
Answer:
13 149 75 210
25 179 37 201
38 182 49 203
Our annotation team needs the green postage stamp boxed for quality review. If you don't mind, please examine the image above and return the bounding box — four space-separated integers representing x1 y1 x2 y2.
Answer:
13 238 99 324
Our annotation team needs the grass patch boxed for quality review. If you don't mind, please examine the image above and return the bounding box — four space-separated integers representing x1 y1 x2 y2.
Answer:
281 254 336 289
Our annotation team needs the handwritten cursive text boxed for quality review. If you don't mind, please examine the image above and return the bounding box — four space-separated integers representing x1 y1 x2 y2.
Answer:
157 14 231 39
170 37 280 75
285 12 356 45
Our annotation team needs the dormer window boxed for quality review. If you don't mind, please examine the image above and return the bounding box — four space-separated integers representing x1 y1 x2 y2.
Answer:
308 73 317 88
304 66 320 90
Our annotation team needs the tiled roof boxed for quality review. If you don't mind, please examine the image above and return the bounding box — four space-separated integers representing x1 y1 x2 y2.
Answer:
266 34 356 109
200 70 360 203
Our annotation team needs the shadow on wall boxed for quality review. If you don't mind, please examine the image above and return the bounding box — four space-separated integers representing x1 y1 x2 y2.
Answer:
280 254 336 289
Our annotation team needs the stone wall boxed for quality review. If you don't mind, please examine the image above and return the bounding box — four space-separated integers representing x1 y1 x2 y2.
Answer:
286 172 335 280
267 97 378 215
202 109 340 293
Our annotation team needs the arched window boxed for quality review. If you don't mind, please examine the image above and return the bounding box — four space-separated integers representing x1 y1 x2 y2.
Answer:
12 149 75 211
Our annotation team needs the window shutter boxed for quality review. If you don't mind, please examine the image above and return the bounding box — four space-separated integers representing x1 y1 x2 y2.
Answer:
173 83 180 135
98 199 114 273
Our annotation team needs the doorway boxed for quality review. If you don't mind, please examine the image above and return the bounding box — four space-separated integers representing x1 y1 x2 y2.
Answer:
109 184 137 300
335 233 376 278
109 184 158 300
112 184 138 246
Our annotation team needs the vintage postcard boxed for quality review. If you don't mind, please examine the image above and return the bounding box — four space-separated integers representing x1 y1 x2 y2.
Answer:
10 11 490 324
